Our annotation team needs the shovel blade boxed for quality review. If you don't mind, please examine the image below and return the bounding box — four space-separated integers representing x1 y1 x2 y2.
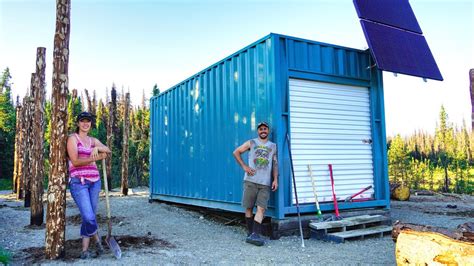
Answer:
106 236 122 259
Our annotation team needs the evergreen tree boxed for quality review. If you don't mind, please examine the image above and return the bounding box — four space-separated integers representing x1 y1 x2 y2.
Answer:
66 89 83 133
388 135 410 185
434 106 455 192
0 68 16 181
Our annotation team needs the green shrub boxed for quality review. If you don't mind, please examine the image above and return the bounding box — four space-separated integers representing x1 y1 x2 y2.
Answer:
0 178 12 191
0 248 12 265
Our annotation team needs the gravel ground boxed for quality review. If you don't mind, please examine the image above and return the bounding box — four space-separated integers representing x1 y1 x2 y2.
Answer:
1 188 473 265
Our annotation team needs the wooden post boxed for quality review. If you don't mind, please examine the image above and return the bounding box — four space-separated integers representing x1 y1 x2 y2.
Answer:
45 0 71 259
121 93 130 195
13 104 22 194
30 47 46 226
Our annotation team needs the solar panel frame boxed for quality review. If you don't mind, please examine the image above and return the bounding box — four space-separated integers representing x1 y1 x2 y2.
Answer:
360 20 443 81
354 0 423 34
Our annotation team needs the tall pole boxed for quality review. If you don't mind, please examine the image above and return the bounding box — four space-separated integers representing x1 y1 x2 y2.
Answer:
45 0 71 259
121 93 130 195
30 47 46 226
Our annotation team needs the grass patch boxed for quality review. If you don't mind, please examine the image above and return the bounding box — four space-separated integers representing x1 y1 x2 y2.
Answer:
0 247 12 265
0 178 12 191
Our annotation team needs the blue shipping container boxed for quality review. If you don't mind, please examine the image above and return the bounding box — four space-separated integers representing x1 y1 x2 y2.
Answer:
150 33 389 219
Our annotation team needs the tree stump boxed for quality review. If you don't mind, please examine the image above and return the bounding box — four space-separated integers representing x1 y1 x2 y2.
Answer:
396 230 474 265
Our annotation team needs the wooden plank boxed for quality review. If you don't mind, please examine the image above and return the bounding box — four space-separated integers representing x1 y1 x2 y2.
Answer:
329 225 392 239
309 215 388 230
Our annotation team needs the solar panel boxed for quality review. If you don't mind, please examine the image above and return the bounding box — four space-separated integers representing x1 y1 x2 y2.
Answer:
354 0 422 34
361 20 443 81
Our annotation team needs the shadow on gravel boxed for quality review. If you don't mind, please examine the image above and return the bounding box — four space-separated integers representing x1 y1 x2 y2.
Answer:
15 235 175 264
67 214 125 225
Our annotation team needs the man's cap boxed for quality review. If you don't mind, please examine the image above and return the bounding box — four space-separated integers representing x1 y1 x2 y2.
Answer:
257 121 270 129
76 111 94 122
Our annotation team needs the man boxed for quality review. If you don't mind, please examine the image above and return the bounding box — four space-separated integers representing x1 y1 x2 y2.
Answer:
233 121 278 246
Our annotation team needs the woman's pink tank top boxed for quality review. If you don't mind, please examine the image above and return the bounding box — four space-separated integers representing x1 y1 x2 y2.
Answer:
68 134 100 183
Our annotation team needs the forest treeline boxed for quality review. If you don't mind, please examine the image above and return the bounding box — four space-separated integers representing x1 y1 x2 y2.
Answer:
0 67 159 188
1 67 473 194
388 106 473 194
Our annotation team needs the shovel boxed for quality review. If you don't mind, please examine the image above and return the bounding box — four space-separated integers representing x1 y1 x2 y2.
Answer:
102 159 122 259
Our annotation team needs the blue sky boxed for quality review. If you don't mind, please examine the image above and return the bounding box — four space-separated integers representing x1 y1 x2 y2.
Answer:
1 0 473 136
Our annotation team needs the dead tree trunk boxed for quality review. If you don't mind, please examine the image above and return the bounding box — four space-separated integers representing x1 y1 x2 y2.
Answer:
45 0 71 259
470 69 474 132
30 47 46 226
84 89 93 115
22 74 35 207
16 102 25 200
393 221 474 243
13 104 22 194
106 102 113 190
121 93 130 195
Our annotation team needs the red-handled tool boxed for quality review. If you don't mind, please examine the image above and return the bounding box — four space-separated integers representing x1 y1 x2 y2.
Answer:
345 185 373 202
328 164 341 220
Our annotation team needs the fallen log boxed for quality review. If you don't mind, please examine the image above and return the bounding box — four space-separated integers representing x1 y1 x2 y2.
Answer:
396 230 474 265
457 222 474 242
392 221 474 243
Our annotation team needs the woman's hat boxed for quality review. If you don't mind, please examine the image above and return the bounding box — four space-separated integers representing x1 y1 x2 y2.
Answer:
76 111 94 122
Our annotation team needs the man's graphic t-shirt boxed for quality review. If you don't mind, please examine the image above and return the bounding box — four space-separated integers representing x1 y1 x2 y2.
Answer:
244 138 277 186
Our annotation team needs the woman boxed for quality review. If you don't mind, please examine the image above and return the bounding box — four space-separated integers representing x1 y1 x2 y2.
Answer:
67 111 111 259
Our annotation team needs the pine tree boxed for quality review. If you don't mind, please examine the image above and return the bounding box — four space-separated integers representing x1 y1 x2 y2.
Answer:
434 106 455 192
0 67 17 183
388 135 410 186
67 89 83 133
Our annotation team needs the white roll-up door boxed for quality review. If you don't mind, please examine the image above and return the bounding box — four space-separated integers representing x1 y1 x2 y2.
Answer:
289 79 374 204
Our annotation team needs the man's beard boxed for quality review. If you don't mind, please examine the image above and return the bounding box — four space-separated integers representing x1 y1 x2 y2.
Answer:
259 133 268 139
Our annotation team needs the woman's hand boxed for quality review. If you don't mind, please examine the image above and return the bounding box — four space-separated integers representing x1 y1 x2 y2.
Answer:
91 147 100 159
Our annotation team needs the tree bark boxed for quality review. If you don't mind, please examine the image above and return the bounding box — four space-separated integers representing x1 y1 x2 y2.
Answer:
13 105 22 194
45 0 71 259
30 47 46 226
121 93 130 195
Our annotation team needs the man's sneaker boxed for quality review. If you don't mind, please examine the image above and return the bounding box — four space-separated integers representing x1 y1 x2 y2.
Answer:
246 233 265 246
80 250 97 259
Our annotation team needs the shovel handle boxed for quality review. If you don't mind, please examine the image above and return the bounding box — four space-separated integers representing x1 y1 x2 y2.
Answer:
308 165 322 217
102 159 112 235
